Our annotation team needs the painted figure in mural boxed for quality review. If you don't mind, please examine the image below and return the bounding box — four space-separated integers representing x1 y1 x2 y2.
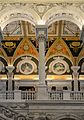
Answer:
53 63 65 72
21 63 32 74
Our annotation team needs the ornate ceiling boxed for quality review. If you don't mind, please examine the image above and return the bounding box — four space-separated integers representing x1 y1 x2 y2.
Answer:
0 0 84 80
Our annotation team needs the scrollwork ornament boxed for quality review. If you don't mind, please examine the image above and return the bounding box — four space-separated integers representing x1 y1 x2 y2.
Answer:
37 34 46 42
14 115 26 120
0 116 6 120
4 109 14 118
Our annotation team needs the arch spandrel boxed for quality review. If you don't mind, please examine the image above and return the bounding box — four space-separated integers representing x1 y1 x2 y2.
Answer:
12 37 38 63
45 37 74 64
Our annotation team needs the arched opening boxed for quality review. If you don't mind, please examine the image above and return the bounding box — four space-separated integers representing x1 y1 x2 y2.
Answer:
48 20 80 38
60 118 76 120
3 20 35 37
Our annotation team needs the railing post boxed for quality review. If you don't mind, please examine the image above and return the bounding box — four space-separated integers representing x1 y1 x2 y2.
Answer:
6 66 15 91
63 90 70 100
71 66 80 91
14 90 21 101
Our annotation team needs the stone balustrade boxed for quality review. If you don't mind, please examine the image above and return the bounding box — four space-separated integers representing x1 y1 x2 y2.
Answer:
21 91 36 100
0 90 84 101
48 91 84 100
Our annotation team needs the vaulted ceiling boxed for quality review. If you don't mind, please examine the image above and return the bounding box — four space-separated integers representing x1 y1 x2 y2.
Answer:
0 0 84 29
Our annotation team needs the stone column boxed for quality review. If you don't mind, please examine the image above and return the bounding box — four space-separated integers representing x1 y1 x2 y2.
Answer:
38 34 46 85
36 25 48 100
71 66 80 91
6 66 15 91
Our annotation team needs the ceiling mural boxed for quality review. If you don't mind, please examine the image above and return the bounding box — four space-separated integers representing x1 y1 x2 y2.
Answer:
3 21 23 36
2 20 80 37
62 21 80 36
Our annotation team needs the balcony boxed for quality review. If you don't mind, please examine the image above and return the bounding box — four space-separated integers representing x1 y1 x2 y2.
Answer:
48 91 84 100
0 90 84 101
0 90 84 120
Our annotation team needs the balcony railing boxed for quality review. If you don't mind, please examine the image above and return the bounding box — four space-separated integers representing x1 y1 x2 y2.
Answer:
70 91 84 100
48 91 84 100
21 91 36 100
0 90 84 101
0 90 36 100
48 91 63 100
0 91 14 99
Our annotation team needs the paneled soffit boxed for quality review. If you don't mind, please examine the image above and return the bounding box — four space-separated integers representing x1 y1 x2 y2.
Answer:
0 0 84 29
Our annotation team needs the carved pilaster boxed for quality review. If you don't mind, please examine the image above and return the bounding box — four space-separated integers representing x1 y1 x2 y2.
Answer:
71 66 80 91
6 66 15 91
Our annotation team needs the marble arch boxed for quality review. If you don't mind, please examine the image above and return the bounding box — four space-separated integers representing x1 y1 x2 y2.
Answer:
55 114 81 120
42 5 84 29
0 4 41 30
12 54 38 65
0 2 84 30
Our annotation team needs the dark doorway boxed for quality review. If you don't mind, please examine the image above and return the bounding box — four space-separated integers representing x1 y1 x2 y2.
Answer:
19 86 35 91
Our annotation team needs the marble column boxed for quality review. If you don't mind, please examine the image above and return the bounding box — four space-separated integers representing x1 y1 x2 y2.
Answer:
71 66 80 91
6 66 15 91
36 25 48 100
38 34 46 85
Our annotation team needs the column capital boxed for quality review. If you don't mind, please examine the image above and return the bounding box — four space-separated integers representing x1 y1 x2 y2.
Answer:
35 25 48 41
6 66 15 73
71 66 80 73
37 34 46 42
